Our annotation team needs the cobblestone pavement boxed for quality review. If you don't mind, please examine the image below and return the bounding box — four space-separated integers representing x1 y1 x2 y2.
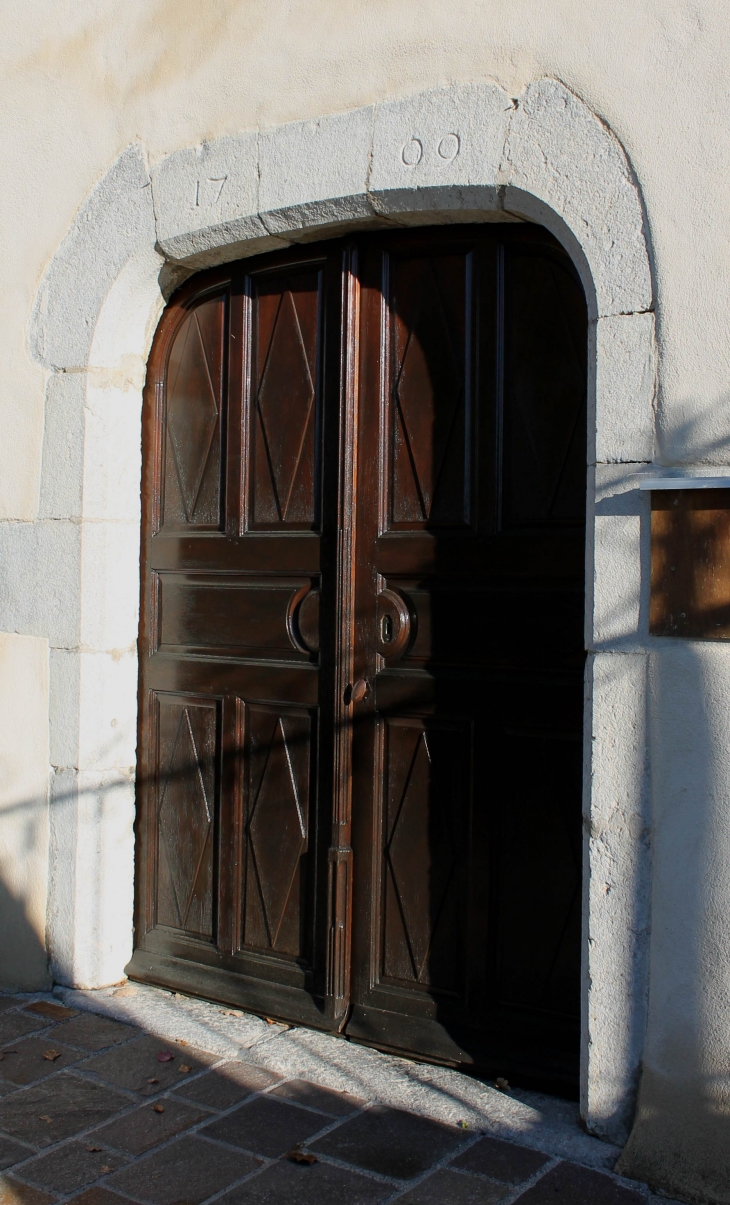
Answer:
0 990 684 1205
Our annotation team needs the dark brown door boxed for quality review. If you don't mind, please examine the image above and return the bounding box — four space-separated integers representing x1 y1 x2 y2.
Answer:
130 225 586 1091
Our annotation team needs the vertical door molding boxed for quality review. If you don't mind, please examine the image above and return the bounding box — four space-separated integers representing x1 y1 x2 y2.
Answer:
324 244 361 1027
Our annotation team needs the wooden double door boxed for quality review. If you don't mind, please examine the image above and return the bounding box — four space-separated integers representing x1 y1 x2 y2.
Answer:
129 224 587 1092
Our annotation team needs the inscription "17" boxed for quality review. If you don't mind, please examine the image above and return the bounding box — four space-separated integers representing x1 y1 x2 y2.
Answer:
193 176 228 207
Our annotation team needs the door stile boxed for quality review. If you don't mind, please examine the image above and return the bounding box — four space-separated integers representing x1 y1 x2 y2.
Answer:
325 244 360 1028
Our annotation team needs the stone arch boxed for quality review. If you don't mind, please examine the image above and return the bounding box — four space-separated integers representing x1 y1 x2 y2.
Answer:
26 78 656 1143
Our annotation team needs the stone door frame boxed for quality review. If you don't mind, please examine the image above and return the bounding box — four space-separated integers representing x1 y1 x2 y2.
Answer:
25 78 656 1144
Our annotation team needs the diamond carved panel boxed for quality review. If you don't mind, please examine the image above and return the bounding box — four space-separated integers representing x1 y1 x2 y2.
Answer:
155 696 217 939
502 250 587 526
250 270 321 529
382 721 467 991
163 293 225 528
390 253 469 528
243 707 312 958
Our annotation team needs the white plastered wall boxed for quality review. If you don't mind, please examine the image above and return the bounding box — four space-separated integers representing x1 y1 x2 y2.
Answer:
16 76 730 1202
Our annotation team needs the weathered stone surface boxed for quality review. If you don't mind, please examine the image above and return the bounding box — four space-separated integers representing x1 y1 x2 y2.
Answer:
583 652 650 1144
30 147 157 370
259 107 374 237
153 134 278 264
592 314 656 464
589 465 646 651
503 80 652 318
369 84 510 221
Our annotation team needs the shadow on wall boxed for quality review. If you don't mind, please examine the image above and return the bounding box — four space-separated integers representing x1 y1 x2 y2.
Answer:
617 638 730 1205
0 875 51 993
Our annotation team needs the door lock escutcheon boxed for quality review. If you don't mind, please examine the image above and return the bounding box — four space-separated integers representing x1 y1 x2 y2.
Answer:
348 678 370 704
376 589 413 658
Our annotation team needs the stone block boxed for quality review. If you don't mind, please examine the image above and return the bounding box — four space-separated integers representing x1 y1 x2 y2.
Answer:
81 383 144 524
30 147 157 370
589 464 647 650
503 80 653 318
259 107 374 236
0 521 81 649
593 313 656 464
38 372 85 521
370 84 511 221
79 522 141 654
48 768 136 988
76 650 139 771
153 134 279 265
584 651 650 1143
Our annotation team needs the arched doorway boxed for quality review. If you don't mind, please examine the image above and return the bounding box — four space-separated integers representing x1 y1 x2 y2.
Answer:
128 223 587 1093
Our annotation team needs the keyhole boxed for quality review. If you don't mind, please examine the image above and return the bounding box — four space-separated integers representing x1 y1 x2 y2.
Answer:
381 614 393 644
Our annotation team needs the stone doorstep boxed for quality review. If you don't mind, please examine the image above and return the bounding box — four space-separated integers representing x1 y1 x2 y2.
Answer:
0 989 687 1205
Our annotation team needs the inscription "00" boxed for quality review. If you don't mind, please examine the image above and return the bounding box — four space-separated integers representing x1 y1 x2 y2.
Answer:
400 132 461 167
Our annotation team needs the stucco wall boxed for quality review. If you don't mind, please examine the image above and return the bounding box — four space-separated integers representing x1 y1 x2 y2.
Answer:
2 5 730 1203
0 633 50 990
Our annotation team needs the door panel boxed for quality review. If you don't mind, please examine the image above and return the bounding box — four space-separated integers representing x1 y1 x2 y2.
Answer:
131 247 345 1027
153 693 219 941
380 717 470 996
346 226 586 1092
242 704 315 962
162 289 226 531
132 225 586 1093
248 266 323 530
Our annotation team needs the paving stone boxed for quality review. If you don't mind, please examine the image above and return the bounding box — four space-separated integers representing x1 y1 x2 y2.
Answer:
201 1096 330 1158
53 1016 138 1054
0 1039 84 1087
18 1141 128 1194
0 1073 131 1149
0 1017 48 1047
106 1135 260 1204
0 1002 21 1016
310 1105 470 1181
269 1080 364 1117
0 1138 35 1173
79 1036 217 1096
512 1162 645 1204
395 1168 509 1203
452 1136 551 1184
65 1191 136 1205
172 1062 280 1110
23 1004 77 1023
0 1176 57 1205
220 1157 391 1204
90 1099 209 1155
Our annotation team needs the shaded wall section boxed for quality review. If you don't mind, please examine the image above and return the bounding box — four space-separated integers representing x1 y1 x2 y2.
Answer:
0 632 51 989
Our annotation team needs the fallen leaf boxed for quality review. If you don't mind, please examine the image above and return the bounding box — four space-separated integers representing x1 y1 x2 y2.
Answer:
147 1077 159 1084
42 1049 61 1062
495 1077 510 1091
39 1115 52 1122
286 1145 317 1165
456 1120 469 1129
152 1104 165 1114
177 1039 189 1046
264 1017 277 1025
223 1009 243 1018
179 1064 191 1073
101 1166 111 1174
86 1146 102 1153
157 1052 174 1063
25 1001 76 1021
